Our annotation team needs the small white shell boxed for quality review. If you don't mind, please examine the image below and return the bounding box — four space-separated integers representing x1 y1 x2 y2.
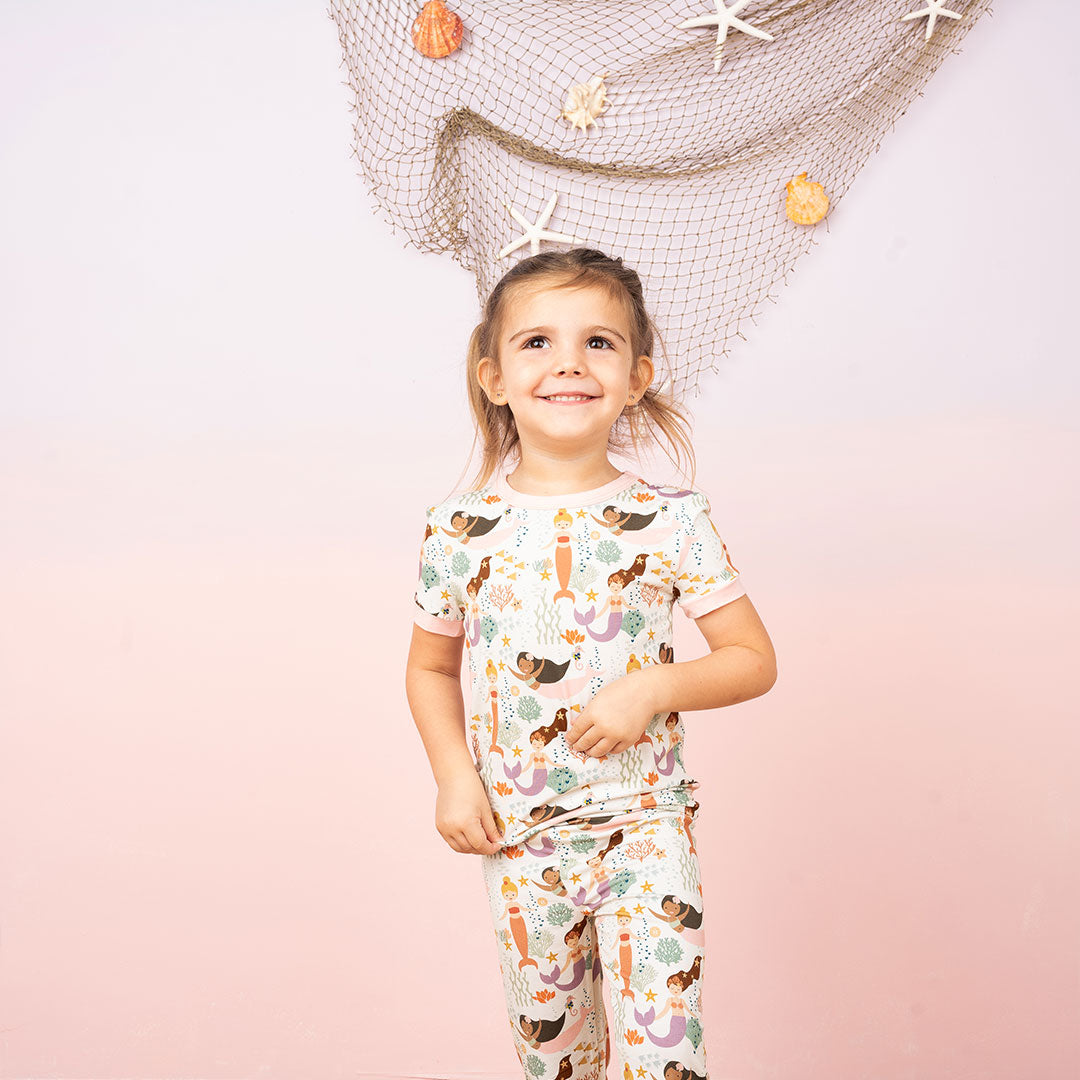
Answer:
560 70 611 133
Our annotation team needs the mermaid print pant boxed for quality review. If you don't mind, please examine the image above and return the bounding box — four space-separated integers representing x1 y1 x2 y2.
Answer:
480 804 709 1080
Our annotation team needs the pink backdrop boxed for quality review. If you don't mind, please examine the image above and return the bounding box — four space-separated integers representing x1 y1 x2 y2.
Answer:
2 3 1077 1079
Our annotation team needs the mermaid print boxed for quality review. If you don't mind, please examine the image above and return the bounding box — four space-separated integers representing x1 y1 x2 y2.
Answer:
573 553 650 641
591 504 657 534
541 508 577 602
652 711 684 776
649 894 706 948
482 810 710 1077
464 557 491 646
538 912 592 992
508 652 598 699
413 476 744 854
509 651 570 688
633 956 704 1047
445 509 501 542
499 876 539 971
502 710 566 795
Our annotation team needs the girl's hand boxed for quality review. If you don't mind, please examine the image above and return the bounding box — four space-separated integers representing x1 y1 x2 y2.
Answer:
565 671 659 758
435 767 504 855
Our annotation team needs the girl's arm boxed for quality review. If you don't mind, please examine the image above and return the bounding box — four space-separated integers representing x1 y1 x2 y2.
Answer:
405 624 474 784
639 594 777 715
406 625 503 855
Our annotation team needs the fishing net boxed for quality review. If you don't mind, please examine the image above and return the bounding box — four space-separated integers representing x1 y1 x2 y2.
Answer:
326 0 993 401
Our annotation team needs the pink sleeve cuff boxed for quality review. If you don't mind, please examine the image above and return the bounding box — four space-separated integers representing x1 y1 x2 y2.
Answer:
413 606 465 637
678 578 746 619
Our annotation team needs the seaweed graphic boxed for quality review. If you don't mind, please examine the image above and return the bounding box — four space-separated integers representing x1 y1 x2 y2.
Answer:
517 696 542 723
594 539 621 565
546 902 574 927
530 592 560 644
654 936 684 966
497 716 523 748
630 962 659 995
450 550 470 578
420 563 439 590
480 613 498 644
616 749 637 788
569 833 597 856
488 582 515 611
568 563 599 592
672 832 698 891
623 837 656 863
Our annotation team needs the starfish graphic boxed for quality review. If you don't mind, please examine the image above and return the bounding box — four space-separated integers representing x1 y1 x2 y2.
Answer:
676 0 775 73
498 192 584 259
900 0 962 42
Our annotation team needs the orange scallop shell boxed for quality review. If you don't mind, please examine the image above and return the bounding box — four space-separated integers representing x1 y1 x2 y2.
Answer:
785 171 830 225
411 0 463 59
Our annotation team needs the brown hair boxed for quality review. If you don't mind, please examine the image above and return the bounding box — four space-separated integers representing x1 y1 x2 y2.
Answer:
451 247 697 494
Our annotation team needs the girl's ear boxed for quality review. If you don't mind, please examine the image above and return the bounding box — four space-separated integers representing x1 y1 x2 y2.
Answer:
477 355 503 402
632 354 655 397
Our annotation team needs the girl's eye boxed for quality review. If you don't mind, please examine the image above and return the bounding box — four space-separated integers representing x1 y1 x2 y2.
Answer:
522 335 614 349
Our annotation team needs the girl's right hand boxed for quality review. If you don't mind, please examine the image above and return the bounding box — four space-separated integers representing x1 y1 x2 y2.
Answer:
435 768 504 855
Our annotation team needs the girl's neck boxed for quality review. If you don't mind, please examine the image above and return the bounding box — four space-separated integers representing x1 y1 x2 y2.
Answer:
493 464 637 509
503 459 623 497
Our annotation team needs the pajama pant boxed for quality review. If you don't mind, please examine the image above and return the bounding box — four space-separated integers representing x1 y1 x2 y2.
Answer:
480 804 710 1080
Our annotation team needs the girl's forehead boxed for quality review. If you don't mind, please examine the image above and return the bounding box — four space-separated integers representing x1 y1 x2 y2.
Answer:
501 280 628 334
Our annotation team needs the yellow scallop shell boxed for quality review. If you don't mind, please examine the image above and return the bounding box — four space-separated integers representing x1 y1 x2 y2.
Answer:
785 171 830 225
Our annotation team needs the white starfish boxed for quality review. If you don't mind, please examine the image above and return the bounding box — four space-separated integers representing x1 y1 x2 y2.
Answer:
498 192 584 259
900 0 962 41
676 0 774 73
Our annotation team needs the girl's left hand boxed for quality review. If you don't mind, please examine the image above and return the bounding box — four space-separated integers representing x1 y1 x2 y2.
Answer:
565 671 660 758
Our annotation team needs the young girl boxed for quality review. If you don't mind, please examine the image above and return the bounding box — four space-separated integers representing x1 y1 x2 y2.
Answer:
405 247 776 1080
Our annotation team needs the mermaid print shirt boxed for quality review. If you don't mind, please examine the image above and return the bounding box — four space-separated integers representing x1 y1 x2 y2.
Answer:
411 468 746 848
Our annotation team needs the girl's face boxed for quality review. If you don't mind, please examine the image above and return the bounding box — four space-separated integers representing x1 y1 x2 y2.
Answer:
478 281 652 458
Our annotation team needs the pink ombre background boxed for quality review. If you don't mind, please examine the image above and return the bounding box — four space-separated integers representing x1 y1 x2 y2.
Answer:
1 3 1077 1079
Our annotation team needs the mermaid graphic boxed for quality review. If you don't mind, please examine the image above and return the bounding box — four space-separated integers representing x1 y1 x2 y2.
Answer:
538 912 591 992
570 828 623 908
539 508 577 602
574 553 649 641
445 509 501 543
683 800 700 860
652 712 684 776
633 956 703 1047
464 557 491 646
509 651 597 698
649 894 705 949
515 1002 590 1054
590 504 658 535
498 876 538 971
613 905 641 999
483 658 504 757
533 865 570 898
661 1063 708 1080
502 709 567 795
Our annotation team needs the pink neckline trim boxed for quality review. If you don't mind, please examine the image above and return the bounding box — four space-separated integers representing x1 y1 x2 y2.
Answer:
493 468 639 508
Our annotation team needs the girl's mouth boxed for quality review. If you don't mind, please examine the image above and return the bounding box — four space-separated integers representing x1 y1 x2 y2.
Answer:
540 394 598 404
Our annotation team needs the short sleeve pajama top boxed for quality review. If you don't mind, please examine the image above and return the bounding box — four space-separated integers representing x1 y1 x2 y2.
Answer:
412 468 745 849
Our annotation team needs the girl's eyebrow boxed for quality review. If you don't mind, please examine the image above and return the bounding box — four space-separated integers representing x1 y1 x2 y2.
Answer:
509 325 627 345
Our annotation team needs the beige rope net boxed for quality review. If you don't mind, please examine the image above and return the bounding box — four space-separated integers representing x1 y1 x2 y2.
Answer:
326 0 993 401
